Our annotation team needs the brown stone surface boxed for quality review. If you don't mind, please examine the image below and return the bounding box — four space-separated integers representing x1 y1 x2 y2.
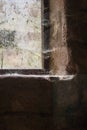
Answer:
0 77 53 130
66 0 87 74
0 78 53 113
0 0 87 130
50 0 69 75
0 116 53 130
53 75 87 130
0 76 87 130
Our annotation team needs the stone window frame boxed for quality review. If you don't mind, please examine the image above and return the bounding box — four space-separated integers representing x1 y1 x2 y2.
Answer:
0 0 68 75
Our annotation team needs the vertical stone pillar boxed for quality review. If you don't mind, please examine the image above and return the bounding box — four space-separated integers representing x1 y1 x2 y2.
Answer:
50 0 69 75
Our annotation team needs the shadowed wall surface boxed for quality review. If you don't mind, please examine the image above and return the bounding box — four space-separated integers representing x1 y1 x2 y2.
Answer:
66 0 87 74
0 77 54 130
0 0 87 130
0 76 87 130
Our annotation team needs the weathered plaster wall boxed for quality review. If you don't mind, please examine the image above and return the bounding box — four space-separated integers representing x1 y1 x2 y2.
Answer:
0 0 87 130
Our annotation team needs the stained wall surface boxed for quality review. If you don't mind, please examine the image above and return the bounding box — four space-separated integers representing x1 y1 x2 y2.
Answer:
0 0 42 69
0 0 87 130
